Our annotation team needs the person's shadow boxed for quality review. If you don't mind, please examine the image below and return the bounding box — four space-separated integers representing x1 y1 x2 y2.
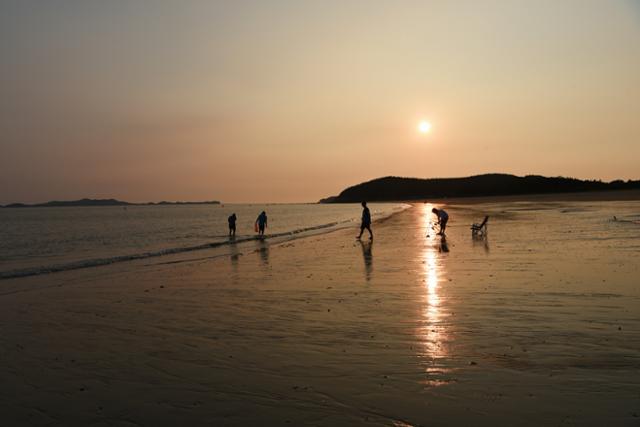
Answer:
359 240 373 282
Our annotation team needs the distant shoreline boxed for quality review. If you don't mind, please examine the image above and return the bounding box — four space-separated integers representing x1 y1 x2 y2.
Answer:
1 198 221 208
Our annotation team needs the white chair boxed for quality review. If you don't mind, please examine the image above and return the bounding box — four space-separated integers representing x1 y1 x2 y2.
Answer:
471 216 489 236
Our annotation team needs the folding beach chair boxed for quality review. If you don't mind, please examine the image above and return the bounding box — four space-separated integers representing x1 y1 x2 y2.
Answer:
471 216 489 236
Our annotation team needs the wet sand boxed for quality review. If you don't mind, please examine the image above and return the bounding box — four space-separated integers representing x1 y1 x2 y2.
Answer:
1 202 639 426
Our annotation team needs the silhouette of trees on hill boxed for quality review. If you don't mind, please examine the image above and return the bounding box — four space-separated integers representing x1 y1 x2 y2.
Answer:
320 174 640 203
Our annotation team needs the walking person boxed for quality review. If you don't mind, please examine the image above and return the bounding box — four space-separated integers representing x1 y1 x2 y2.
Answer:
357 202 373 240
431 207 449 236
228 213 237 237
255 211 268 237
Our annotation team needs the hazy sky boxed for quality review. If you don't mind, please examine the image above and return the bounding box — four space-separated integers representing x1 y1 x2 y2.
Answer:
2 0 639 203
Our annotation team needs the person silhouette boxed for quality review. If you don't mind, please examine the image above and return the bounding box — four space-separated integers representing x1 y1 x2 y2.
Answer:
228 213 237 237
256 211 268 237
431 207 449 236
357 202 373 240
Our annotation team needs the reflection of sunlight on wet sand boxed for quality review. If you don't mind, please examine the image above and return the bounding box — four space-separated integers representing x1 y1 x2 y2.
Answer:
424 247 441 355
419 204 451 384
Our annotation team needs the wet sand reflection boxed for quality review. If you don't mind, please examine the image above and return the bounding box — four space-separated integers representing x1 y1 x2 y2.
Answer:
257 239 270 265
229 236 240 267
472 233 490 253
419 204 450 381
359 240 373 282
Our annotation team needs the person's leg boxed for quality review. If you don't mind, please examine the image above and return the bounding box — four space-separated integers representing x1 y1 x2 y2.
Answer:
367 225 373 239
441 218 448 234
357 224 364 239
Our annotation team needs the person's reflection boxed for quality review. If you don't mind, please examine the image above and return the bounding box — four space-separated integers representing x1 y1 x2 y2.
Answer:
438 236 449 253
229 236 240 268
257 239 270 265
359 240 373 281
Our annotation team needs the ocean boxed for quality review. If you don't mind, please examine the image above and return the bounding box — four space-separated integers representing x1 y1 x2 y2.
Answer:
0 203 408 279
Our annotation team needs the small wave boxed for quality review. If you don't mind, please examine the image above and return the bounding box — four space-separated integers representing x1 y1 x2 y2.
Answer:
0 205 411 280
0 236 256 280
0 210 406 280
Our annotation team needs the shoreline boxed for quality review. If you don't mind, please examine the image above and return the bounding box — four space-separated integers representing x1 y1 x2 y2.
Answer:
0 204 411 281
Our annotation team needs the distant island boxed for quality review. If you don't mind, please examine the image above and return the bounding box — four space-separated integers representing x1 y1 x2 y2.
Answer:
319 173 640 203
1 198 221 208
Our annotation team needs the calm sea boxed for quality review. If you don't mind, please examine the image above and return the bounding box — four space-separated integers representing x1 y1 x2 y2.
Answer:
0 203 408 279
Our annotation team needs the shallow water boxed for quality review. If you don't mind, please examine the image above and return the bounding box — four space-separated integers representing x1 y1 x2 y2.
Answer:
0 203 406 278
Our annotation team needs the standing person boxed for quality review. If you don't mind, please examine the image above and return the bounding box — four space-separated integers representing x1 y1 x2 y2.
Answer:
357 201 373 240
228 213 237 237
432 207 449 236
256 211 268 237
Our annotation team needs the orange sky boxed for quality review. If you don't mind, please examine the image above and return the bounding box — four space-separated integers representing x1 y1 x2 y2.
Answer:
1 1 639 203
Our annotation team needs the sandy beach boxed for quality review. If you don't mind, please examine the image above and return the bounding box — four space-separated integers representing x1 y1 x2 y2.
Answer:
1 201 639 426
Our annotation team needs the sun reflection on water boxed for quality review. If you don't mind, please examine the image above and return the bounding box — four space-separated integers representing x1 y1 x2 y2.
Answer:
419 203 450 380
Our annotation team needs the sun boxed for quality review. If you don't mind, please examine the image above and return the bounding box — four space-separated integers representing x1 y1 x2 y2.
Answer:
418 120 432 134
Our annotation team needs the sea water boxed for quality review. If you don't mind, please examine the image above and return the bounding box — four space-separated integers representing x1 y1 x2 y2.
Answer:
0 203 407 278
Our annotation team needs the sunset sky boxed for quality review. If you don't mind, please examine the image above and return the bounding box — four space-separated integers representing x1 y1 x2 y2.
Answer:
2 0 639 204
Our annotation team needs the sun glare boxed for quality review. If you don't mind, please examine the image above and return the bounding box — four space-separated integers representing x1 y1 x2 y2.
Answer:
418 120 432 134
